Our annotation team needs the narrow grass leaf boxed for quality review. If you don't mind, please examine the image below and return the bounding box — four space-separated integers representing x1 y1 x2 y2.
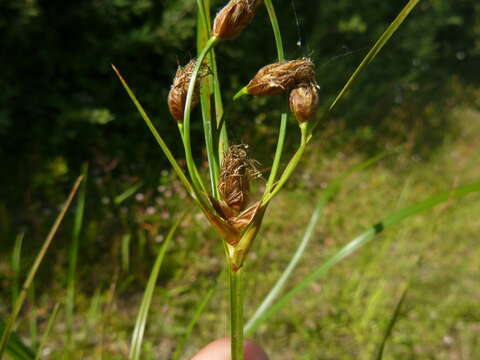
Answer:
121 233 131 273
27 284 37 348
35 303 61 360
111 65 195 198
66 163 88 349
264 0 285 60
11 232 24 308
246 151 391 334
198 0 228 164
114 181 143 205
0 319 35 360
264 0 288 193
374 283 410 360
128 215 184 360
0 176 83 358
180 36 219 201
328 0 421 113
245 181 480 335
197 1 220 196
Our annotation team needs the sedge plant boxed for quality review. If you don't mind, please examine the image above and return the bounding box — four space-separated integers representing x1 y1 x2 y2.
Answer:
2 1 479 359
111 0 478 358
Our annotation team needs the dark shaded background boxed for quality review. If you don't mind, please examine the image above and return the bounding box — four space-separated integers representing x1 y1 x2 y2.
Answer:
1 0 479 249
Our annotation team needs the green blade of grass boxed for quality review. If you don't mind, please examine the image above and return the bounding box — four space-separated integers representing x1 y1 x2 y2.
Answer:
264 0 285 60
27 284 37 348
114 181 143 205
111 65 196 199
66 163 88 350
172 270 224 360
96 271 119 360
245 151 391 334
245 181 480 335
374 282 410 360
197 0 220 197
0 319 35 360
264 0 288 194
128 215 184 360
327 0 421 114
11 232 24 309
121 233 131 273
0 176 83 358
198 0 228 164
35 303 61 360
181 36 220 199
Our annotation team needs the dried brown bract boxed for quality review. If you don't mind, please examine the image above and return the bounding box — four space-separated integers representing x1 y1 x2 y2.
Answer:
167 59 209 122
246 58 315 96
218 144 260 213
289 81 319 122
213 0 263 40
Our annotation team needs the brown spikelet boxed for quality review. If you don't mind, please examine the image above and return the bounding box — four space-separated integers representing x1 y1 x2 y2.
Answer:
167 59 209 122
218 145 250 212
246 58 316 96
289 81 319 122
213 0 263 40
218 144 260 213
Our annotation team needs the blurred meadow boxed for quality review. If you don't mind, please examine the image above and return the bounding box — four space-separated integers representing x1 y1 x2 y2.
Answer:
1 0 480 359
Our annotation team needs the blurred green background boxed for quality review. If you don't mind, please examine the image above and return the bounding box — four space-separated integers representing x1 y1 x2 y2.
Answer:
1 0 479 359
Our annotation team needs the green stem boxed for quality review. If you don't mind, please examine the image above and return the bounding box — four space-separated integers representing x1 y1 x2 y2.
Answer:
177 123 211 209
199 80 219 195
262 124 309 205
35 303 61 360
197 0 223 197
182 36 220 196
197 0 229 163
264 0 288 192
229 267 244 360
264 0 285 60
265 113 287 193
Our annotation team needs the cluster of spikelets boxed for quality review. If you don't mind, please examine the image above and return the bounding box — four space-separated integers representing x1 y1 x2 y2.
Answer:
245 58 319 123
166 0 318 267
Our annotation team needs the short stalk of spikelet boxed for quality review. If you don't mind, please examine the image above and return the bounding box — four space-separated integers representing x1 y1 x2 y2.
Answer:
167 59 209 122
213 0 263 40
289 81 319 122
246 58 315 96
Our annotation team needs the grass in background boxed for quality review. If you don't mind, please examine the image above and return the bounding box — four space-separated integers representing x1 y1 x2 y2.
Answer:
0 108 478 359
0 176 83 359
65 164 88 352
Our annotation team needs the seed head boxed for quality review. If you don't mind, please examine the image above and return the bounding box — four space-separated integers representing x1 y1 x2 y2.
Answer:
167 60 209 122
218 144 260 212
289 81 319 122
213 0 263 40
246 58 315 96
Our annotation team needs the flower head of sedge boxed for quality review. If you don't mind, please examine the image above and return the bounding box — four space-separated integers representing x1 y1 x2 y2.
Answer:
218 144 261 212
167 59 209 122
210 144 262 236
213 0 263 40
289 81 319 122
246 58 315 96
